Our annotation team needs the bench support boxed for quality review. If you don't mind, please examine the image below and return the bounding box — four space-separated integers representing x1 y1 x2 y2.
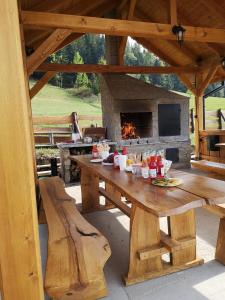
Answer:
215 217 225 264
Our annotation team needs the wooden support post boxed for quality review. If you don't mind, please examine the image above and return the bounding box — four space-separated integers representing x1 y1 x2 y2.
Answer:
80 168 100 213
0 1 44 299
170 0 177 25
215 217 225 264
118 0 137 65
194 94 204 158
30 71 57 99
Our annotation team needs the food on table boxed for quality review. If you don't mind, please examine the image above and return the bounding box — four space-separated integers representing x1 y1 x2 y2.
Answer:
152 177 182 187
103 153 114 164
97 143 110 154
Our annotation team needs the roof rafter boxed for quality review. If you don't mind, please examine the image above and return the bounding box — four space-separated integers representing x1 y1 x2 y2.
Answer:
26 29 71 75
22 11 225 44
36 63 200 74
118 0 137 65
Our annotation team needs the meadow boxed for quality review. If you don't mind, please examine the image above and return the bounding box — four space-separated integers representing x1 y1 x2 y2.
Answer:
32 83 225 117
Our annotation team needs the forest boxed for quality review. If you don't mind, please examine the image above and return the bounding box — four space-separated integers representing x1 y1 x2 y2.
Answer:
33 34 224 96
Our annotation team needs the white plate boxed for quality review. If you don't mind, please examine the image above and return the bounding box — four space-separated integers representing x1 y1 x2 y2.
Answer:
102 162 113 166
90 158 103 163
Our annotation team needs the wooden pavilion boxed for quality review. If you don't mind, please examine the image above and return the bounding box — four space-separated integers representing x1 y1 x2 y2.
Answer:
1 0 225 299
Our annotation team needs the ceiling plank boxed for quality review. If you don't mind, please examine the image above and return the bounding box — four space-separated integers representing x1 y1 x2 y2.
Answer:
118 0 137 65
36 63 200 74
30 71 57 99
24 0 108 48
170 0 177 25
27 29 72 75
22 11 225 44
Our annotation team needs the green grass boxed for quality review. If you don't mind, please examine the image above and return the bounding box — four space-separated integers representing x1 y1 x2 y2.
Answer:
32 83 102 126
32 84 225 147
174 91 225 111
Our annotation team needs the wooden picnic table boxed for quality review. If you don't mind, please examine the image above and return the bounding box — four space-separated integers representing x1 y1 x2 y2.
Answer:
71 155 225 286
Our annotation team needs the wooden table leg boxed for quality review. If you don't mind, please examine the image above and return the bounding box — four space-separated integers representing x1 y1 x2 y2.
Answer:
80 167 100 213
105 182 121 209
125 205 163 285
168 209 203 266
215 217 225 264
124 208 204 286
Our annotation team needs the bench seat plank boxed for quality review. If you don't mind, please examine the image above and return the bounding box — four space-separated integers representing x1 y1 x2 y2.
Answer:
39 177 111 300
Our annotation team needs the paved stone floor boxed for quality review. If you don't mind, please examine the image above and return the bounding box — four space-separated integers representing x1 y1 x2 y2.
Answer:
39 168 225 300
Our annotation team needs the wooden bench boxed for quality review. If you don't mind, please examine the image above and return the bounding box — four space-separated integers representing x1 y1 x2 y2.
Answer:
191 160 225 176
190 162 225 264
204 204 225 265
39 176 111 300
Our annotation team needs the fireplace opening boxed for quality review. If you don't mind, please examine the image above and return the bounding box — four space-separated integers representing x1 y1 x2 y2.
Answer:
120 112 152 139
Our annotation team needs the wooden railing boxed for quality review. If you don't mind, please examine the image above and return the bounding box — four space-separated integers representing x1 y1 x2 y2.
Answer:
33 113 102 146
190 109 225 132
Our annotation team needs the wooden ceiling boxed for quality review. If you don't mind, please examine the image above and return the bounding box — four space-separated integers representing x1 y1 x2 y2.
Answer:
20 0 225 84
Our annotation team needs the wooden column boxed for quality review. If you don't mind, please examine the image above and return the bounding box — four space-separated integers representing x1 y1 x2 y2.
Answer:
194 95 204 158
0 1 44 299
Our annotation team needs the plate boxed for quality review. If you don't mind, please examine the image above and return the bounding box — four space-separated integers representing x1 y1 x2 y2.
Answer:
151 178 183 187
102 162 113 166
90 158 103 163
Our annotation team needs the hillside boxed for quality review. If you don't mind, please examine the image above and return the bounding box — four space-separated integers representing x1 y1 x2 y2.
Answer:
32 84 225 117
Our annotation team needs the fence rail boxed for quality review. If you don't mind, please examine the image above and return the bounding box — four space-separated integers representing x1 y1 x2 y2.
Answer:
190 109 225 132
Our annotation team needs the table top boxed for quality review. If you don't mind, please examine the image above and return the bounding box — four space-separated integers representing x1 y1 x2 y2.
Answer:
71 155 225 217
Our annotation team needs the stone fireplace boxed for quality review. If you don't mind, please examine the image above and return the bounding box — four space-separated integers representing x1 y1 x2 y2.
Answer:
99 35 191 168
100 73 191 168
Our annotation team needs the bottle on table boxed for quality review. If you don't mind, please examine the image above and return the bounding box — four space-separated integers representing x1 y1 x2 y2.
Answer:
149 156 157 179
113 150 120 169
157 155 165 178
119 147 127 171
92 145 98 159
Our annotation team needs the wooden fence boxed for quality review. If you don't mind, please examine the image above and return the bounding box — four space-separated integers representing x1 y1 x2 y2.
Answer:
33 113 102 145
190 109 225 132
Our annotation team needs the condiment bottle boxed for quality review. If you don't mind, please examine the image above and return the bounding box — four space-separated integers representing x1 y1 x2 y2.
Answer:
119 147 127 171
149 156 157 179
157 155 165 178
92 145 98 159
113 150 120 169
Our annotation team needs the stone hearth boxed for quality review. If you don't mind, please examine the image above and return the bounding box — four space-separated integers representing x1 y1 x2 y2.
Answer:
100 73 191 168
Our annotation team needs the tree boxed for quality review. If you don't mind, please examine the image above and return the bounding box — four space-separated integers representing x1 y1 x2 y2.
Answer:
73 51 89 88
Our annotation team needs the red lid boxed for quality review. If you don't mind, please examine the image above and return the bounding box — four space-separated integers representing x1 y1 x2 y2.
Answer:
122 147 127 155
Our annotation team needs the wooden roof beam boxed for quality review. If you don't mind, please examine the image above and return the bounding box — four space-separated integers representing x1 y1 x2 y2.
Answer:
197 65 219 96
170 0 177 26
22 11 225 44
30 71 57 99
118 0 137 65
27 29 72 76
36 63 200 74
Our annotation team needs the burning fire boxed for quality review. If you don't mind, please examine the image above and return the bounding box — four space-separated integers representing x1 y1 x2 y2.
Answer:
121 122 138 139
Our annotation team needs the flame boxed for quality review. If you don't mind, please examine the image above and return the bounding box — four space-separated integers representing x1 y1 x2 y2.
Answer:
121 122 138 139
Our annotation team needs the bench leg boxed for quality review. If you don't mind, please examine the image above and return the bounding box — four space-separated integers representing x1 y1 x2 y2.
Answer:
215 217 225 264
80 167 100 213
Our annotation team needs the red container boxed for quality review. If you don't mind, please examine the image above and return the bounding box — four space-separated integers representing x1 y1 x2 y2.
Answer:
149 156 157 179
